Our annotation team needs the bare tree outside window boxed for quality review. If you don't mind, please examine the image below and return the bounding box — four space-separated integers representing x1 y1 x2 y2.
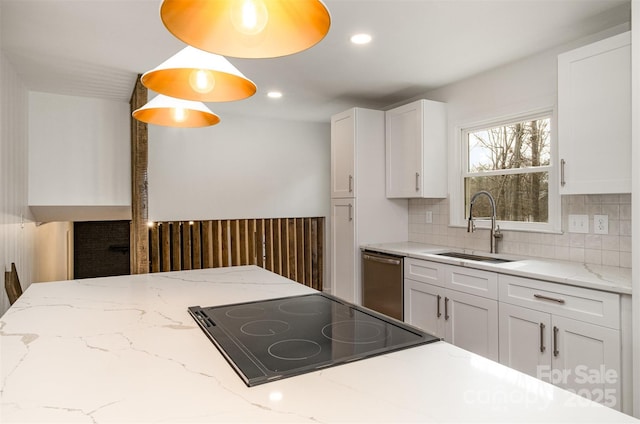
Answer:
464 117 551 223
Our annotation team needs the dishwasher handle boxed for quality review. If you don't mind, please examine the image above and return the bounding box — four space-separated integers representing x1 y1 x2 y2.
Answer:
362 253 401 266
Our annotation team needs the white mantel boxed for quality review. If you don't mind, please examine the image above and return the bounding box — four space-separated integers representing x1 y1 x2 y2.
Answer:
0 266 637 423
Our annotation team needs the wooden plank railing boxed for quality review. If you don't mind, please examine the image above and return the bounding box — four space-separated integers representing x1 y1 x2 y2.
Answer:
148 217 324 290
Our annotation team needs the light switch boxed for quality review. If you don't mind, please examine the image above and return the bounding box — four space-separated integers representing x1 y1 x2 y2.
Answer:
568 214 589 233
594 215 609 234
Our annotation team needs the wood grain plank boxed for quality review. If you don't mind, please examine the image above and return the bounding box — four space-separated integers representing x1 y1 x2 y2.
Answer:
230 220 240 266
273 219 282 274
304 218 312 286
316 217 325 290
212 221 221 267
311 218 319 290
182 222 192 270
247 219 256 265
192 221 202 269
295 218 305 285
150 223 160 273
265 219 273 272
239 219 248 265
161 222 171 272
255 219 264 268
287 218 297 282
171 222 181 271
202 221 212 268
129 75 149 275
221 220 230 267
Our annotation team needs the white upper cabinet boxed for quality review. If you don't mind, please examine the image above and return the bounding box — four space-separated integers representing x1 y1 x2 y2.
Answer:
330 110 357 198
385 99 447 198
558 32 631 194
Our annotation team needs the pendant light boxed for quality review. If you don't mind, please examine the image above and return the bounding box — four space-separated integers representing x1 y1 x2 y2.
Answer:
132 95 220 128
160 0 331 58
141 47 256 102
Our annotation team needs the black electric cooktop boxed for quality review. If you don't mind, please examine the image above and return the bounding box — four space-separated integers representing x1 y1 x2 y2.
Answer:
188 293 440 386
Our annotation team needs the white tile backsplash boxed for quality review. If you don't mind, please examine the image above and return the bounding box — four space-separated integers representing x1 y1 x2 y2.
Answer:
408 194 632 268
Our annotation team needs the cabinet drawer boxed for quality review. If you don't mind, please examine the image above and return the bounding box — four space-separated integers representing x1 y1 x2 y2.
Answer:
498 275 619 329
404 258 445 287
446 266 497 300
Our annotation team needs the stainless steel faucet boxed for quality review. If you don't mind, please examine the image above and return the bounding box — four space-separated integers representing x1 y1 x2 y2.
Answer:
467 190 502 253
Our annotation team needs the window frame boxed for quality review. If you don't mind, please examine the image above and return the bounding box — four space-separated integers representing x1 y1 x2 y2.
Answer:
450 108 561 233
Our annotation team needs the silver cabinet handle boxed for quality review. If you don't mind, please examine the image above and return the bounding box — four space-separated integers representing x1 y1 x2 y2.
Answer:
560 159 566 187
436 294 442 318
444 297 449 320
553 326 559 357
348 175 353 193
348 203 353 221
534 294 566 304
415 172 420 191
362 254 400 266
539 323 546 353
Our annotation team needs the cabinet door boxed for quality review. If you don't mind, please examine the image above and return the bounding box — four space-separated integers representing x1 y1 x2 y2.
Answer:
551 315 621 410
331 199 357 303
385 102 422 198
499 303 552 380
403 279 444 338
331 110 356 198
445 289 499 361
558 32 631 194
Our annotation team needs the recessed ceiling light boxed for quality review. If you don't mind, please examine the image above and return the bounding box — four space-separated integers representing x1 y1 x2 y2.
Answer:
267 91 283 99
350 33 372 45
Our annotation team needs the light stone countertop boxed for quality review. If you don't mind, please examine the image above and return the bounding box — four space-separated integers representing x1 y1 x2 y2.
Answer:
362 241 632 295
1 265 637 423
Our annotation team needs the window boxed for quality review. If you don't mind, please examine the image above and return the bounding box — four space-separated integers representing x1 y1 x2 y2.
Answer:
457 112 558 232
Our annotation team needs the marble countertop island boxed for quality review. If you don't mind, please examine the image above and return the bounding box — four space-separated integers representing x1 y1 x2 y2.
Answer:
1 266 637 423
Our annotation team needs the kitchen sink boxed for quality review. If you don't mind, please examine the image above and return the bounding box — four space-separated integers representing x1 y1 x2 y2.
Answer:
435 251 515 264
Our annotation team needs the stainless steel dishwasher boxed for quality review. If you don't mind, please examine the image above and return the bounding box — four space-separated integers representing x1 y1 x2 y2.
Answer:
361 250 403 320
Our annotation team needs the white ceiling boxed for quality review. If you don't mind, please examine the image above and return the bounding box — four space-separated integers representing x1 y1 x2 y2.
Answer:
0 0 631 123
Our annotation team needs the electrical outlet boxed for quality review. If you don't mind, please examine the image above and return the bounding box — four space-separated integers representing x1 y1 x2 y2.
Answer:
568 214 589 233
594 215 609 234
425 210 433 224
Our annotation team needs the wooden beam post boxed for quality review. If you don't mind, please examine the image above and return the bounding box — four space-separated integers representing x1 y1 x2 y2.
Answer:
130 75 149 274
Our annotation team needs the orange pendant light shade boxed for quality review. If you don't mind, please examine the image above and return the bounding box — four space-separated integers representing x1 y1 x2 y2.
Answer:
141 47 256 102
160 0 331 58
132 95 221 128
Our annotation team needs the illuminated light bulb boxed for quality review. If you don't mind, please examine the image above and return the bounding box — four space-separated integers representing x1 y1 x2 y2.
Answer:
173 107 187 123
189 69 216 94
230 0 269 36
350 33 372 45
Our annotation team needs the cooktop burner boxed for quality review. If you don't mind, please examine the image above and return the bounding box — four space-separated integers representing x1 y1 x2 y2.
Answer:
189 293 440 386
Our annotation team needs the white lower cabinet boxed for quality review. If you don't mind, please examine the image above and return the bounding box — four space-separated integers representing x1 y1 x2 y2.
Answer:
404 278 444 338
446 289 498 361
403 259 498 361
404 258 624 411
499 276 622 411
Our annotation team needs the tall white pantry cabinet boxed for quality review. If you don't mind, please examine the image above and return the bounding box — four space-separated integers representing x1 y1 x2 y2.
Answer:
330 108 408 304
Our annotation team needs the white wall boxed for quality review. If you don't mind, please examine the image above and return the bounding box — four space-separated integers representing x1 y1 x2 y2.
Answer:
33 222 72 283
404 24 631 258
630 0 639 416
0 51 35 317
28 92 131 221
148 114 330 221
